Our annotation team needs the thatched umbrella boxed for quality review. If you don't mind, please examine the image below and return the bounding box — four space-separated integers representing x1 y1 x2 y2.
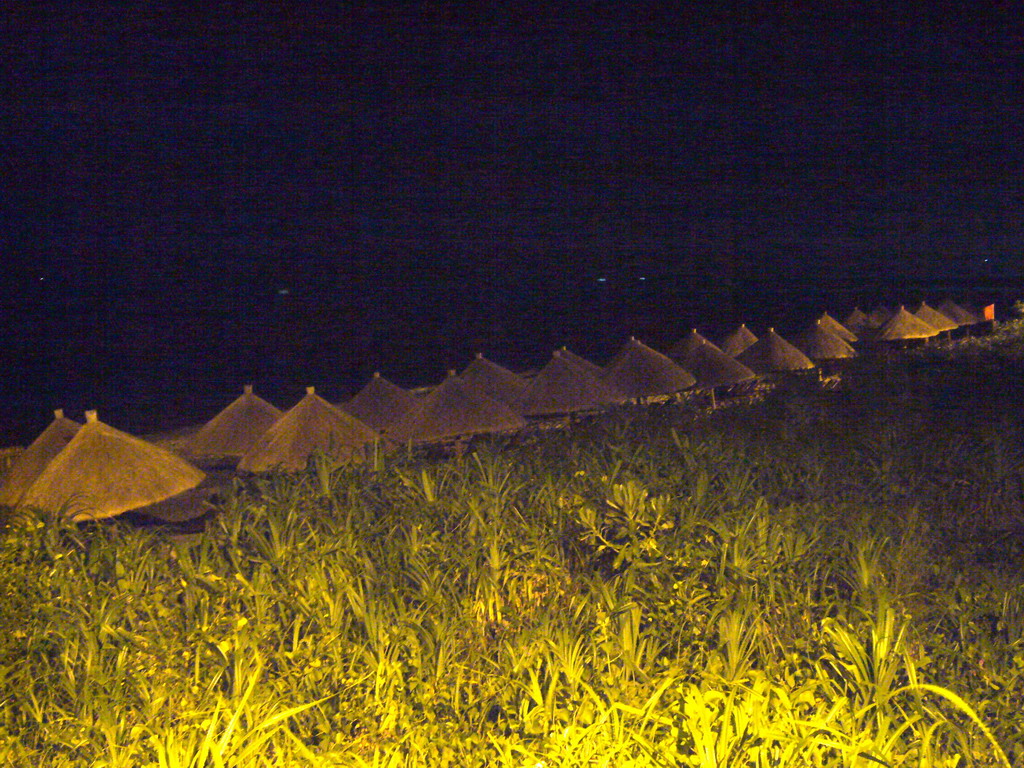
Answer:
556 346 606 378
913 302 958 333
183 385 282 464
602 337 696 399
794 320 857 361
736 328 816 374
668 329 724 360
867 305 894 328
458 353 527 408
238 387 379 473
817 312 857 343
515 349 626 417
20 411 205 522
720 324 758 357
389 372 526 444
843 307 872 334
937 299 982 327
342 373 419 433
671 337 758 407
872 306 940 341
671 337 758 389
0 409 81 508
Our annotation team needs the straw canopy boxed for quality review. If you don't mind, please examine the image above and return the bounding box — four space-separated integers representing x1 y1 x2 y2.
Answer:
20 411 205 521
937 299 982 326
794 320 857 361
389 372 527 444
556 346 605 378
671 338 758 389
342 372 419 432
843 307 872 333
0 409 81 508
867 305 893 328
602 337 696 398
872 306 940 341
515 349 626 417
667 329 723 360
238 387 379 473
913 302 958 333
816 312 857 343
183 385 282 462
720 324 758 357
736 328 816 373
458 353 527 407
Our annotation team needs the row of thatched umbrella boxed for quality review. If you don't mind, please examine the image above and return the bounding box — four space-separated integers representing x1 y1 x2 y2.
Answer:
0 298 989 521
0 409 205 521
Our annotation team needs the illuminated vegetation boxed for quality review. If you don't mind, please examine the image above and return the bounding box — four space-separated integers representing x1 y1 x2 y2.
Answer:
1 334 1023 766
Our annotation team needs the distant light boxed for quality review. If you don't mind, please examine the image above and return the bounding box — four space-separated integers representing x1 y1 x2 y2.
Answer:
597 277 607 283
639 276 646 281
277 287 291 296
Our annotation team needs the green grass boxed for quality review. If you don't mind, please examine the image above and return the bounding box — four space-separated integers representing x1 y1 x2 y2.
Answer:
2 332 1024 766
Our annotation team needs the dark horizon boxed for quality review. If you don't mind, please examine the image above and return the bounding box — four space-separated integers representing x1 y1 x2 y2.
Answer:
2 2 1023 443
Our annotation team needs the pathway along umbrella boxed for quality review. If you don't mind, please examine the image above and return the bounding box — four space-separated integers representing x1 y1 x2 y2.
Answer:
20 410 205 521
0 409 81 508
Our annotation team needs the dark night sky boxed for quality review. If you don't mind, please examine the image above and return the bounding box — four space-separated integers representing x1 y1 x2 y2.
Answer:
1 2 1023 442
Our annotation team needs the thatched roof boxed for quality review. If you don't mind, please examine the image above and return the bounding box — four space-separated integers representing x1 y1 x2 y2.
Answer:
668 329 723 360
389 372 527 443
720 324 758 357
817 312 857 343
515 349 626 416
867 305 894 328
872 306 940 341
0 409 81 508
937 299 982 326
238 387 379 473
183 385 282 461
913 302 958 332
602 337 696 398
794 320 857 361
736 328 816 373
458 353 527 407
557 346 605 378
342 373 419 432
671 338 758 388
20 411 205 521
843 307 872 333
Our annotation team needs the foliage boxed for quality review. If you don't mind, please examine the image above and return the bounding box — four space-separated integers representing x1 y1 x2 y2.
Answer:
1 331 1023 765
